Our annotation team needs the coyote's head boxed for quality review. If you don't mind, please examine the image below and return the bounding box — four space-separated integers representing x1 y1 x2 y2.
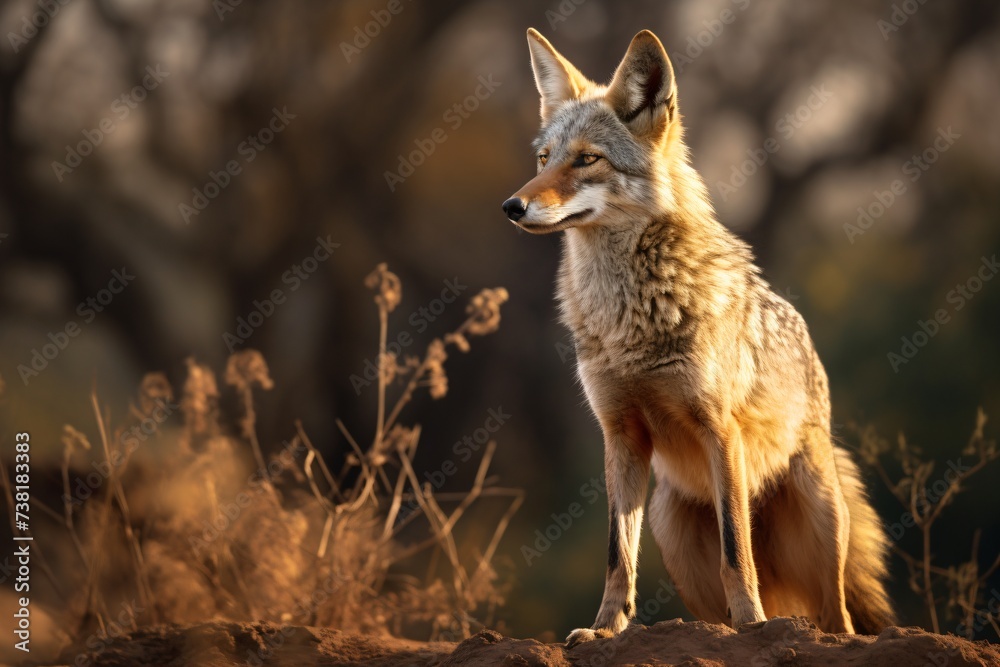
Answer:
503 29 688 234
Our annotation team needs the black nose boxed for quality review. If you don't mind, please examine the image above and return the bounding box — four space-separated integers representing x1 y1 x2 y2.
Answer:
502 197 527 222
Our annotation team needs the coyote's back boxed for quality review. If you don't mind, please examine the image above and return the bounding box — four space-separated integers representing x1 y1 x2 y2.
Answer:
503 28 894 644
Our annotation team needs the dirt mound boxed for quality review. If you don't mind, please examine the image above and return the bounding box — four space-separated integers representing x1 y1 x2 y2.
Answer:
42 617 998 666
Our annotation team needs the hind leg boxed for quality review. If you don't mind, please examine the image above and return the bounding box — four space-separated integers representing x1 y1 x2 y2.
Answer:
647 479 729 624
766 449 854 633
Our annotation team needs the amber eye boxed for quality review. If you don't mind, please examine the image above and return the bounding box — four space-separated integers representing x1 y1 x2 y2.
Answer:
538 153 549 166
573 153 601 167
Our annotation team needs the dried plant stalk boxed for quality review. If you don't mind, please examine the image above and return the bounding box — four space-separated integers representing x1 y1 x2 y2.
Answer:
50 263 518 643
855 409 998 635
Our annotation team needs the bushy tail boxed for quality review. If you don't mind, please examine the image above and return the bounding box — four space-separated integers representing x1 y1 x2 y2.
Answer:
834 446 897 634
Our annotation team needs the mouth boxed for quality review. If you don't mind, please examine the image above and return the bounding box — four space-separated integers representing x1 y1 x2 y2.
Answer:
515 208 595 234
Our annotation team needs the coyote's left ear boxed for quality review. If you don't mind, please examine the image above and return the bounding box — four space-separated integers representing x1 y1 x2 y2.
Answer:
607 30 677 139
527 28 591 124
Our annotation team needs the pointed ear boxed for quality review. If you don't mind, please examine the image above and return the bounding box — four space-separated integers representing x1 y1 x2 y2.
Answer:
526 28 591 123
606 30 677 139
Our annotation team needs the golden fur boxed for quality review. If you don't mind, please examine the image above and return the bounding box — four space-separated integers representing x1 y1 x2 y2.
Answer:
504 28 895 646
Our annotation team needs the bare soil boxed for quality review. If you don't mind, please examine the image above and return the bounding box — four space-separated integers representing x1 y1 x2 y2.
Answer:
37 616 1000 666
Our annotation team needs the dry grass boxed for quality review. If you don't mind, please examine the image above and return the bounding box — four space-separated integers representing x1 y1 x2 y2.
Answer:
29 264 521 645
853 409 1000 637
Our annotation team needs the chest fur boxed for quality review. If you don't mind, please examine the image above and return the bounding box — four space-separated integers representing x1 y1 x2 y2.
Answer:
556 225 693 372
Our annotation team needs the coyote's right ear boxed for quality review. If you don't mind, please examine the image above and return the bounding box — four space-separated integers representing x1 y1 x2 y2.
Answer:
607 30 677 140
526 28 590 124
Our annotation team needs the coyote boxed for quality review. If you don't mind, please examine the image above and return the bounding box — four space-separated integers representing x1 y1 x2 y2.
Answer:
502 29 895 646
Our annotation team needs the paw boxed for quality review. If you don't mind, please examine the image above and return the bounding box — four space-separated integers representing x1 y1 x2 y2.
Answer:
730 606 767 629
565 627 595 648
735 618 768 633
564 627 613 649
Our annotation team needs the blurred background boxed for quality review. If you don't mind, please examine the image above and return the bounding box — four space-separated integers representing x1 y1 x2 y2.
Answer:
1 0 999 647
